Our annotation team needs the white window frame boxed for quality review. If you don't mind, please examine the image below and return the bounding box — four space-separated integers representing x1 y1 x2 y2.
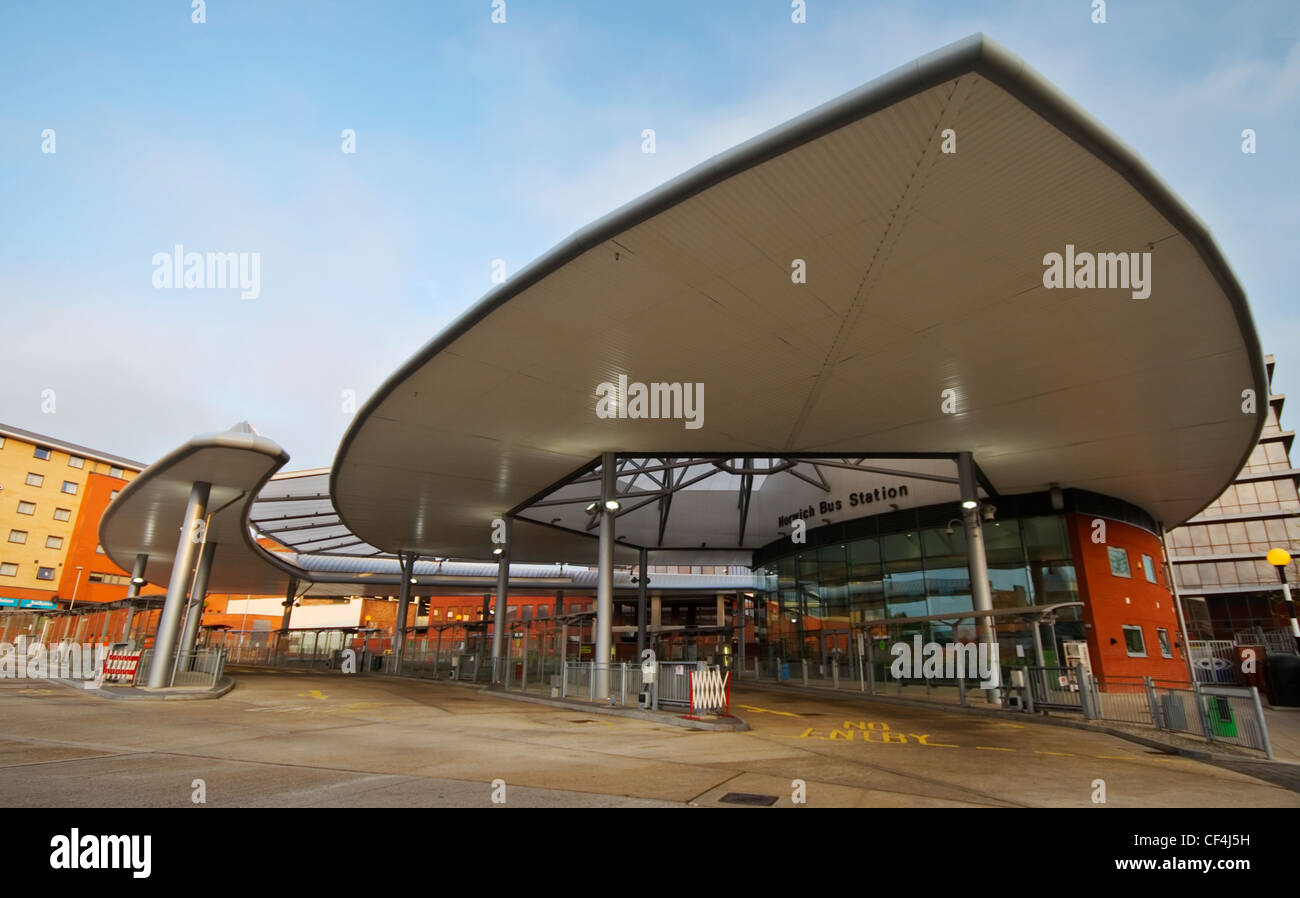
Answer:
61 481 78 495
16 500 35 515
53 507 71 522
45 535 64 550
1107 546 1131 578
26 472 44 487
1122 625 1147 658
68 455 85 469
1157 628 1173 658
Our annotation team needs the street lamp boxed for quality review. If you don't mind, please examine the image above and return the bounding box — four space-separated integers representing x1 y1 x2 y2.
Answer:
1266 548 1300 639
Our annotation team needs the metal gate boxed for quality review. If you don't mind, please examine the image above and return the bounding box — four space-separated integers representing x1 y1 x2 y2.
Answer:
1027 666 1084 710
1187 640 1239 684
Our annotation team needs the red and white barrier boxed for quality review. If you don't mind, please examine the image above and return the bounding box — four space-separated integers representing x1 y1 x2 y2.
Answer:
684 667 731 720
100 652 142 685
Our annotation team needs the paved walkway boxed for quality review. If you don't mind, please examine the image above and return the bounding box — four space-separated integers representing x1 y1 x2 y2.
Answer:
0 671 1295 808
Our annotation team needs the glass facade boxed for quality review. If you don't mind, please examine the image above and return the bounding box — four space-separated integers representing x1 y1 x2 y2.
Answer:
757 514 1081 673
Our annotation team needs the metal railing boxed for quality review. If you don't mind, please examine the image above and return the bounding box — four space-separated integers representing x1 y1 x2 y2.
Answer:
132 646 225 688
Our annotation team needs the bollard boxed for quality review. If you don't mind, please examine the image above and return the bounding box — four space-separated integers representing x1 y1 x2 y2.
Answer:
801 658 808 687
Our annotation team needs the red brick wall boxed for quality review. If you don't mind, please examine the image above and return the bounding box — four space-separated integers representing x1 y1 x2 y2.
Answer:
1066 513 1188 681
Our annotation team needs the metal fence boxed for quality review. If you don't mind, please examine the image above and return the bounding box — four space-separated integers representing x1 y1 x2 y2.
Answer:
132 647 226 689
1077 671 1272 757
1233 626 1298 657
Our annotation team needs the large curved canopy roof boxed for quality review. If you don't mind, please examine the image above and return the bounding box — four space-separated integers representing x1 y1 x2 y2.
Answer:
333 32 1264 563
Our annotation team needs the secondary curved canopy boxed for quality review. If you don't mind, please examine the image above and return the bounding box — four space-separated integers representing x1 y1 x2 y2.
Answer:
332 33 1265 564
100 424 294 595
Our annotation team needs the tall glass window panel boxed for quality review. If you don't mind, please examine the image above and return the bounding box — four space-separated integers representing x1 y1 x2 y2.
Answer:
921 527 971 616
882 531 925 619
847 537 885 624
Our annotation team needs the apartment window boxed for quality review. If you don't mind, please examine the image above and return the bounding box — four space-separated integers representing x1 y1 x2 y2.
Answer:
109 490 120 501
16 500 35 515
68 455 85 469
1141 554 1157 583
25 472 44 487
61 481 78 494
0 563 15 577
1157 628 1173 658
1122 625 1147 657
8 530 27 544
36 567 55 581
109 466 124 478
33 446 51 460
88 572 128 585
1107 546 1131 578
45 535 64 550
0 436 5 448
96 544 106 554
53 507 71 522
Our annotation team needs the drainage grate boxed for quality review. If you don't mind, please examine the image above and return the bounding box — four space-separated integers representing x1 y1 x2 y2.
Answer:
719 792 779 807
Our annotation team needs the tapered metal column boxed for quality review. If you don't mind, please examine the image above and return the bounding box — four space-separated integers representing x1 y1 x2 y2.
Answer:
121 553 147 643
279 575 299 633
636 548 648 656
178 540 218 661
490 517 512 685
595 452 616 700
957 453 999 705
394 554 415 670
146 481 210 688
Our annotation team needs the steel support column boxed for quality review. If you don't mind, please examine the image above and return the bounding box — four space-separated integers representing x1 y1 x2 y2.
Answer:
279 575 300 633
490 517 512 685
394 553 415 670
146 481 210 688
178 540 218 662
636 547 648 656
1159 525 1198 683
121 553 147 643
595 452 616 700
958 453 999 705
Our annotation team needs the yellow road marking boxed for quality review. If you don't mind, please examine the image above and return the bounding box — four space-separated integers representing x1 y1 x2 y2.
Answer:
17 688 55 695
1095 755 1138 760
992 723 1025 728
738 704 801 718
1034 750 1074 756
297 689 327 699
975 746 1016 752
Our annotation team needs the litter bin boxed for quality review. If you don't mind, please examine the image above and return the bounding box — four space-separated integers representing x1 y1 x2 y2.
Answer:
779 662 790 681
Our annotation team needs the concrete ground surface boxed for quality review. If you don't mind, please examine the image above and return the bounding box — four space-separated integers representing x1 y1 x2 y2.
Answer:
0 670 1296 808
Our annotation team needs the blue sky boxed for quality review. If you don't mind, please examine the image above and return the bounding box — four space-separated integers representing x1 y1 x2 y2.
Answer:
1 1 1297 468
